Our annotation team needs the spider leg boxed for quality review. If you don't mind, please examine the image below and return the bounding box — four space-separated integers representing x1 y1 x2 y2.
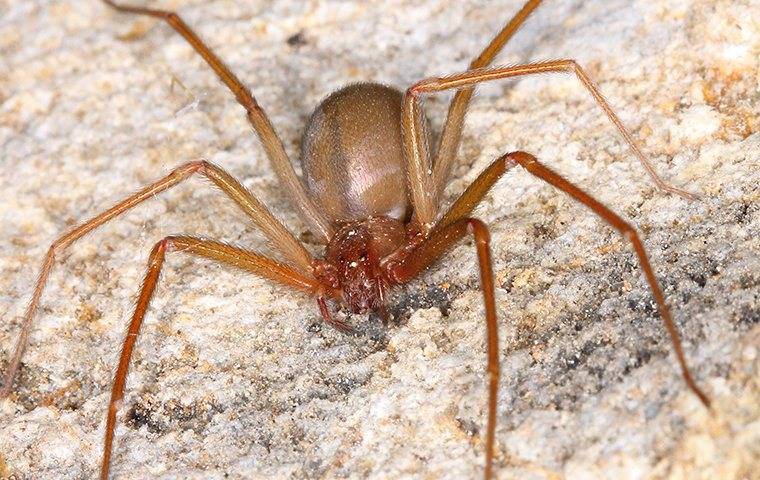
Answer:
1 160 312 399
441 150 710 408
100 235 322 480
404 0 544 232
100 1 333 241
386 219 499 480
403 61 696 232
435 0 544 198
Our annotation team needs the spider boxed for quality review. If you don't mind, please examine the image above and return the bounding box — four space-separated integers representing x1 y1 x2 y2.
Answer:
0 1 711 479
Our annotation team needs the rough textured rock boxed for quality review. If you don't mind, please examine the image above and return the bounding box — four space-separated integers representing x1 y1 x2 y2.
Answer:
1 0 758 479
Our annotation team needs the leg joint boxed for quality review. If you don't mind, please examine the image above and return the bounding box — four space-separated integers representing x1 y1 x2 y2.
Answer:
170 159 210 178
152 236 176 254
465 218 490 245
503 150 537 168
622 226 639 243
406 80 433 97
49 240 64 257
195 159 212 172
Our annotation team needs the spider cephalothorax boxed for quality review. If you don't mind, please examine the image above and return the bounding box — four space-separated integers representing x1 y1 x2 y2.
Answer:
316 216 406 314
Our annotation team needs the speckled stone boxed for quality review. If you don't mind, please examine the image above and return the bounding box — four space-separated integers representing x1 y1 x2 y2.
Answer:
1 1 758 479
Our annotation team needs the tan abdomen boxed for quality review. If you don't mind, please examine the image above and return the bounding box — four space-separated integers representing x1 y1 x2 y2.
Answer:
300 83 409 224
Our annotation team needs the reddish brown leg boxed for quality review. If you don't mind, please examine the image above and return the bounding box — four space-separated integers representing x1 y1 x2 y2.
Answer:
434 0 544 199
403 60 696 232
100 1 333 241
442 150 711 408
1 160 311 399
101 235 323 480
387 219 499 480
402 0 545 231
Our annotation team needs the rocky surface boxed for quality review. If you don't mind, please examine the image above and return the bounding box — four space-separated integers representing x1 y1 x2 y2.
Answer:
1 0 758 479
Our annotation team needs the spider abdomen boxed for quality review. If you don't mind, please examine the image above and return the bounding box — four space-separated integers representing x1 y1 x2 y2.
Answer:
300 82 410 225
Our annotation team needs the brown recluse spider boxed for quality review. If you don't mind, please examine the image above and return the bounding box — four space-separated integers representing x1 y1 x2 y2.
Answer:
1 1 712 478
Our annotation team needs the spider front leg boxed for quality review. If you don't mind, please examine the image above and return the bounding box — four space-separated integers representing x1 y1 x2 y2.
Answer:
440 150 711 408
101 235 322 480
386 218 499 480
1 160 310 398
401 0 545 232
435 0 545 196
403 60 697 231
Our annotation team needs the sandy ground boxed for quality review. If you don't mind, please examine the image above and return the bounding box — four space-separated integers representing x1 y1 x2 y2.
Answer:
1 0 758 479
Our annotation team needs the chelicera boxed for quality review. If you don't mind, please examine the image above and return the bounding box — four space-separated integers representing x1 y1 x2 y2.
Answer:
1 1 712 478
